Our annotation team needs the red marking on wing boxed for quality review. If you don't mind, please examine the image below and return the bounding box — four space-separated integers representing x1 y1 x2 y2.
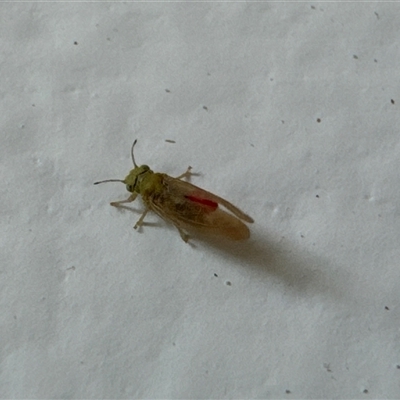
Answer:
185 194 218 211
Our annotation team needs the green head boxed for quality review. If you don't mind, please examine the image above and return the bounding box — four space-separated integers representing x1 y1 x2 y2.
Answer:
94 139 153 193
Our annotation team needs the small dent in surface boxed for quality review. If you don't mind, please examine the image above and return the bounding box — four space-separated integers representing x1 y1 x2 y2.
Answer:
323 363 332 372
363 194 375 202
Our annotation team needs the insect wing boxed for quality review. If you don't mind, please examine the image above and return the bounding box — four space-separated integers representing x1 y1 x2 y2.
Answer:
164 175 254 223
151 175 253 240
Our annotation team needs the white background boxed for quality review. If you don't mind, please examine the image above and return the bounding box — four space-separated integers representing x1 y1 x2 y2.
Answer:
1 2 400 399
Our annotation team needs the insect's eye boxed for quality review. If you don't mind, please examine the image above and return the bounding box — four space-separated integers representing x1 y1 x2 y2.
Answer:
126 185 134 192
141 165 150 171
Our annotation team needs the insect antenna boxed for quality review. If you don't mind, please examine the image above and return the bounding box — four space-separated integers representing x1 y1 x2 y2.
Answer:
94 179 125 185
131 139 138 167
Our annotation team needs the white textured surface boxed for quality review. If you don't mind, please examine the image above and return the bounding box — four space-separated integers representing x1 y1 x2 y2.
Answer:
1 3 400 399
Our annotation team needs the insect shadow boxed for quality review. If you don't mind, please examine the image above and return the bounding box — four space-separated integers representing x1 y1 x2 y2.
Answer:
193 229 350 302
108 203 348 302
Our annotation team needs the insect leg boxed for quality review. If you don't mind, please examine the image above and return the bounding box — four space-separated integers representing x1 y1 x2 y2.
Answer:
175 166 192 180
134 209 150 230
110 193 138 207
173 224 190 242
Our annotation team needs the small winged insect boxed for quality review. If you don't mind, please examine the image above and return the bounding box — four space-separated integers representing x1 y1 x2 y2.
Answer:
94 140 254 242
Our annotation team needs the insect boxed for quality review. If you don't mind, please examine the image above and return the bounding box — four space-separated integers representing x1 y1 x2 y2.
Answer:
94 140 254 242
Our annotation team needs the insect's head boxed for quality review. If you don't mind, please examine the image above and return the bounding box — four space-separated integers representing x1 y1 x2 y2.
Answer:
124 164 151 193
94 139 153 193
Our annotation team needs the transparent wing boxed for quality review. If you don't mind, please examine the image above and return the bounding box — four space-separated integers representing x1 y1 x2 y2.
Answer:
163 175 254 222
147 174 253 240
